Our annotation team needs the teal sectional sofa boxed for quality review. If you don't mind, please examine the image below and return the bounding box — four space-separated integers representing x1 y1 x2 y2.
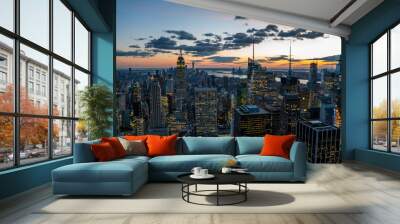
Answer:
52 137 306 196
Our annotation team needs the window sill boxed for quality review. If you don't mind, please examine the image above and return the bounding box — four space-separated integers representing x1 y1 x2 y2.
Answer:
355 148 400 172
0 156 72 176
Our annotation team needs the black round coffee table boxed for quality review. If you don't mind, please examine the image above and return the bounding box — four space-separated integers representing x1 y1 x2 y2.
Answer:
177 173 255 206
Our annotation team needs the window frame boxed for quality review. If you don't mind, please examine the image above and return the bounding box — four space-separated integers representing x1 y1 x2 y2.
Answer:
370 21 400 154
0 0 92 171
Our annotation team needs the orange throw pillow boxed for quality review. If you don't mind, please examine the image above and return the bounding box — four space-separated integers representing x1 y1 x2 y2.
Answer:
146 135 177 157
101 137 126 158
124 135 148 141
260 134 296 159
91 142 117 162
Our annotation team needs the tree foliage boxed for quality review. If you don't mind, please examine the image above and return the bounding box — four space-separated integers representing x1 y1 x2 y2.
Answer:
0 85 59 151
79 84 113 140
372 99 400 141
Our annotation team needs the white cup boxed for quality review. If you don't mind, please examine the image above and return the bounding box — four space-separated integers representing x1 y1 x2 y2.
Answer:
191 167 202 176
200 169 208 176
221 167 232 174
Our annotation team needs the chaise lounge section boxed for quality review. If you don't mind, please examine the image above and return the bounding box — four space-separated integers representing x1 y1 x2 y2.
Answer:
52 137 306 196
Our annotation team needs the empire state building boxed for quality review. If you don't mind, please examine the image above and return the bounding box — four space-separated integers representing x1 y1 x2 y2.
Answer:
175 49 187 113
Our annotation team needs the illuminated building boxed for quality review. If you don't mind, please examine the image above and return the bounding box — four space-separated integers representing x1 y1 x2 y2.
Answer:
236 78 248 106
297 119 341 163
130 115 145 135
282 93 300 134
175 49 187 114
149 77 164 128
319 95 335 125
232 105 268 136
264 105 282 134
167 112 187 135
309 62 318 84
194 88 217 136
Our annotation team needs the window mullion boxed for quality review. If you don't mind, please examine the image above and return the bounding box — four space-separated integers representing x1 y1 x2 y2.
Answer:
13 0 21 167
48 0 54 160
388 30 391 152
71 10 76 154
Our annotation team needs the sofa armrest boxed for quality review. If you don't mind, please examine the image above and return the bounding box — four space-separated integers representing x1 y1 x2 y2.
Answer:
289 141 307 181
73 140 100 163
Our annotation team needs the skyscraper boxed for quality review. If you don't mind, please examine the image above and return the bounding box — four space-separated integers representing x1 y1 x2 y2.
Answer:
309 62 318 84
288 40 293 77
232 105 268 136
282 93 300 134
175 49 187 113
194 88 217 136
308 62 320 109
149 77 164 128
297 120 341 163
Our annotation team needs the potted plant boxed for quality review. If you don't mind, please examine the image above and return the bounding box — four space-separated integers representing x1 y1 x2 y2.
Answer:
79 84 113 140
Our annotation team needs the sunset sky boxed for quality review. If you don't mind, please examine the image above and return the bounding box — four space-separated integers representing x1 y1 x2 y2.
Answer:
117 0 341 70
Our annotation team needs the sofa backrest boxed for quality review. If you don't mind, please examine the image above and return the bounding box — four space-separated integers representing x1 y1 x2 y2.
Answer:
73 136 267 162
180 137 235 155
235 137 264 155
73 139 100 163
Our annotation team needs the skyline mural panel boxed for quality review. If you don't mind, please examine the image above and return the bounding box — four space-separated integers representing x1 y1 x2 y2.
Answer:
116 0 342 162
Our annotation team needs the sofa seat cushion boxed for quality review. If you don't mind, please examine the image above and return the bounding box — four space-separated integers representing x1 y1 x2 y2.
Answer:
149 154 235 172
236 155 293 172
53 159 147 183
117 155 150 163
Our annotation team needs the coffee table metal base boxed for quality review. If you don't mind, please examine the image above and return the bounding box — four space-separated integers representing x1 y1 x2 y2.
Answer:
181 183 248 206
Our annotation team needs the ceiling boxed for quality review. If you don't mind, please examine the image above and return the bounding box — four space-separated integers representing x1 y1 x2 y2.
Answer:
167 0 384 38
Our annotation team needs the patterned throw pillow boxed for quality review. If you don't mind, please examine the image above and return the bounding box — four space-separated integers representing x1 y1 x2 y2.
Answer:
118 137 147 156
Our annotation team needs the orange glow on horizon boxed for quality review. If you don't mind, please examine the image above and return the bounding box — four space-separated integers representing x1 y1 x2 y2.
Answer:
117 54 338 70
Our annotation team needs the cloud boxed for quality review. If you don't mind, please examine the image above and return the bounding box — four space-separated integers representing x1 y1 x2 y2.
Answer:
278 28 324 40
267 55 289 61
234 16 247 20
265 24 279 33
143 27 325 58
145 36 221 56
253 30 271 37
203 33 222 42
266 55 301 62
179 40 222 57
152 49 172 54
265 54 339 63
257 59 269 63
116 50 156 57
128 44 140 48
206 56 240 63
165 30 197 40
135 37 146 41
315 55 340 62
299 31 324 39
145 36 177 49
223 32 264 50
245 25 279 37
246 28 257 33
223 36 234 41
273 37 285 41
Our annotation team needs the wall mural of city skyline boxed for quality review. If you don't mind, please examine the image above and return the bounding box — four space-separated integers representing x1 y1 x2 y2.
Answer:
116 0 342 162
